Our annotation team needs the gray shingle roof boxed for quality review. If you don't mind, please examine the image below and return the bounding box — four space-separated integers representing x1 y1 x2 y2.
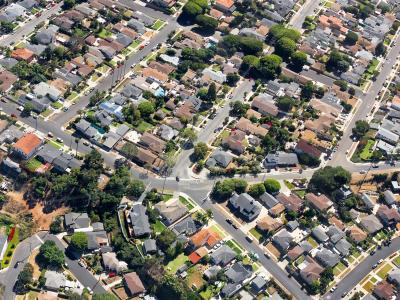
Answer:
129 204 151 237
210 245 237 267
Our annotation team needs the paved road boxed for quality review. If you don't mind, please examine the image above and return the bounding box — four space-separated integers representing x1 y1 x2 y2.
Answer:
39 233 107 294
329 32 400 172
289 0 321 29
172 79 254 178
323 237 400 300
0 2 63 47
0 235 43 300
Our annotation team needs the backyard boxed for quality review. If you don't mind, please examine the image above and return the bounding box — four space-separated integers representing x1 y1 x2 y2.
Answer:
166 253 188 274
25 158 43 172
359 140 375 161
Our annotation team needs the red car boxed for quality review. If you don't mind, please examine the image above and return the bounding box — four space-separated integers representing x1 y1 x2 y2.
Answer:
10 114 16 118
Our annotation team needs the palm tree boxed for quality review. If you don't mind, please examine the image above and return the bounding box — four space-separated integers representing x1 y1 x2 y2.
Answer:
75 138 80 156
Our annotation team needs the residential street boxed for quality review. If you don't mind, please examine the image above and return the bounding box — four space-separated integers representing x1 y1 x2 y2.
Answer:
323 237 400 300
289 0 321 29
0 2 63 47
172 79 254 178
0 234 43 300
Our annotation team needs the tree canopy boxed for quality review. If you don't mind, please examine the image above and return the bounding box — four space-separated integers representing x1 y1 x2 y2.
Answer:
326 50 351 74
309 166 351 195
264 179 281 194
268 25 301 42
274 37 296 60
39 240 65 267
212 178 248 200
194 142 209 160
352 120 369 138
70 232 88 251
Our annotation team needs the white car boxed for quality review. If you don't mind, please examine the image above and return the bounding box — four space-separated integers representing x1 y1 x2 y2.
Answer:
17 106 24 112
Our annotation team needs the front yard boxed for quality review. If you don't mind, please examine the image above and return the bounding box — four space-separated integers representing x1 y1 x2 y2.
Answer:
359 140 375 161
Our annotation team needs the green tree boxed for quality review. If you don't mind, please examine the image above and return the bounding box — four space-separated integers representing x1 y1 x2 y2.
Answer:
138 101 155 118
226 73 240 86
195 14 218 30
301 81 314 101
126 179 145 198
14 263 33 294
275 37 296 60
334 79 348 91
348 87 356 96
230 101 249 117
326 50 351 74
70 232 88 252
309 166 351 195
258 54 282 80
206 82 217 101
269 24 301 42
92 294 118 300
156 229 176 251
182 128 197 144
375 41 386 57
276 96 295 112
194 142 208 160
212 178 247 200
344 31 358 45
248 183 266 198
241 55 259 72
239 37 264 55
352 120 369 138
62 0 75 9
50 217 63 234
291 51 307 71
264 179 281 194
39 240 65 267
182 1 202 17
0 21 15 33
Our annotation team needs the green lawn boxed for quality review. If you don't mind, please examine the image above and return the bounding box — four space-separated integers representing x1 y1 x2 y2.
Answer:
135 121 154 133
179 196 194 210
41 108 53 117
151 19 165 30
200 285 221 300
377 264 393 279
162 194 173 201
294 190 306 198
166 253 188 274
98 28 112 39
25 158 43 172
307 236 319 248
2 227 19 269
67 91 79 101
48 140 63 149
284 180 295 190
225 239 243 255
51 101 63 109
151 220 166 234
249 227 263 242
360 140 375 160
129 40 142 50
392 255 400 267
209 224 226 238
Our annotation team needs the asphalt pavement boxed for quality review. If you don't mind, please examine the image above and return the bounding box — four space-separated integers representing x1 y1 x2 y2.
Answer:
0 234 43 300
289 0 321 29
323 237 400 300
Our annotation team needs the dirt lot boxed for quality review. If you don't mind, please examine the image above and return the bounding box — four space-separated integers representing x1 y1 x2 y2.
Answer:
4 190 68 231
351 169 400 194
28 249 41 280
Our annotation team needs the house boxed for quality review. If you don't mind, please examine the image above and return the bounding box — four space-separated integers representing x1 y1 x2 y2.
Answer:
129 204 151 237
123 272 145 297
287 245 304 261
158 124 178 141
36 143 62 164
327 225 345 244
33 82 62 101
0 70 17 93
139 132 166 154
86 230 109 251
263 151 298 169
388 268 400 288
12 133 42 160
287 220 299 232
376 205 400 226
299 257 324 286
376 127 399 145
44 271 66 291
305 193 333 212
221 262 252 298
251 94 279 116
172 216 202 236
154 198 188 225
210 245 236 267
213 0 236 14
143 239 157 255
228 193 261 221
272 229 293 253
64 213 91 233
256 215 283 233
276 193 303 213
373 281 395 300
222 130 246 154
206 150 234 168
251 275 267 294
0 234 8 260
189 228 221 250
188 246 208 264
335 238 352 256
361 193 375 210
315 248 340 268
11 48 35 62
0 158 21 177
312 225 329 243
204 265 221 280
259 192 279 209
295 139 322 159
348 225 367 244
102 252 128 273
360 214 383 234
383 190 396 206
